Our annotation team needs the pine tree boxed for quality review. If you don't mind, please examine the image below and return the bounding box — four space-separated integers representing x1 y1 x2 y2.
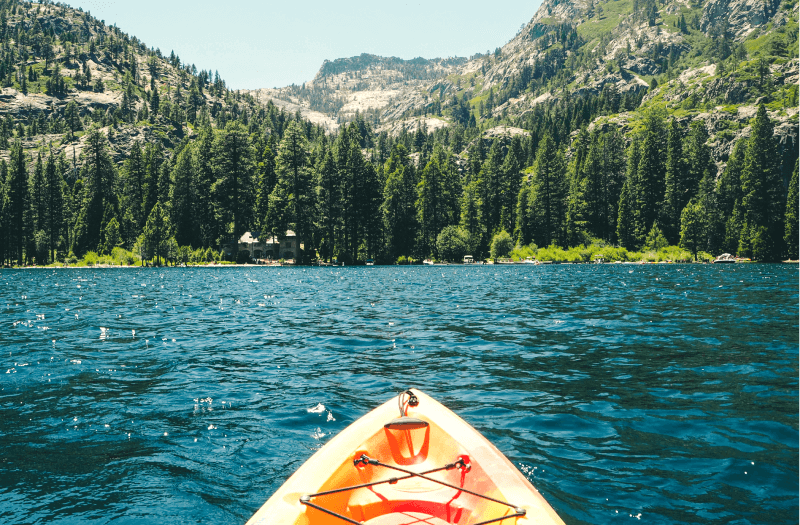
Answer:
122 141 146 229
44 152 64 263
617 136 641 249
143 201 170 266
635 109 667 244
102 217 120 254
6 142 29 264
461 170 484 255
602 129 626 243
72 129 118 256
680 200 704 261
194 124 217 247
142 142 163 221
784 160 798 260
663 118 686 243
30 152 46 245
254 139 277 232
0 161 7 266
417 149 444 256
583 131 608 241
315 147 341 262
528 134 567 247
170 145 197 247
684 121 714 204
382 144 417 260
739 104 783 261
269 120 311 262
478 141 504 242
565 132 589 246
717 139 746 254
499 136 525 234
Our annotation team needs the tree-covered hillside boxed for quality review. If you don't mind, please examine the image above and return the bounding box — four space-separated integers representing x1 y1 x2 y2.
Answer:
0 0 796 266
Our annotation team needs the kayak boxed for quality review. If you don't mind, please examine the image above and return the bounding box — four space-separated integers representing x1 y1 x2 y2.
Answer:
246 389 565 525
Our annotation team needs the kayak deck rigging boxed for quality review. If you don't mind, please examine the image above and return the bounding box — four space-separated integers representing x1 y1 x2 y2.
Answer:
300 452 526 525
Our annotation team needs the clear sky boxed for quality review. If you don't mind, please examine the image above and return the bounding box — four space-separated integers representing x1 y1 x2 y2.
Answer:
66 0 542 90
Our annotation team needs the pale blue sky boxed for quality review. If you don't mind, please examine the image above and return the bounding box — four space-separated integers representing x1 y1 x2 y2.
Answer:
66 0 542 89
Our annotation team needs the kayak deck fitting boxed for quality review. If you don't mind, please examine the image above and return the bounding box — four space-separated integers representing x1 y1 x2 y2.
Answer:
246 389 565 525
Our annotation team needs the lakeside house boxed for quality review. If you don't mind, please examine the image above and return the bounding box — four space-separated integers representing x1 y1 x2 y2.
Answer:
223 230 299 260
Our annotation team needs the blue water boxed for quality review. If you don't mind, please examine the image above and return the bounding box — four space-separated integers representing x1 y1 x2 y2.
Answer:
1 264 797 524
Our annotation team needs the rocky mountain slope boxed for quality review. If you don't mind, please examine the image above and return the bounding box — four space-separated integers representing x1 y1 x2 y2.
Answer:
255 0 798 168
0 0 281 168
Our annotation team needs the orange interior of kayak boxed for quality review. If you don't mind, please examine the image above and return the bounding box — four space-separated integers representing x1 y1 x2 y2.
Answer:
246 390 565 525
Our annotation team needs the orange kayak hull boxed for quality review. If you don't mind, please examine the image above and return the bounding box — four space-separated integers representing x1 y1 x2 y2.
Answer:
246 389 566 525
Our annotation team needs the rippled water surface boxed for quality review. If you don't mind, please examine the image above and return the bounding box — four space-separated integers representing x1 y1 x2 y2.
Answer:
1 264 797 524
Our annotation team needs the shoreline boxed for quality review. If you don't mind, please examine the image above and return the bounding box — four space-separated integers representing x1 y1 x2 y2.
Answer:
3 260 797 269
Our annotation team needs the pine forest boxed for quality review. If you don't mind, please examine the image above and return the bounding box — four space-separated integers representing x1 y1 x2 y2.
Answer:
0 0 797 266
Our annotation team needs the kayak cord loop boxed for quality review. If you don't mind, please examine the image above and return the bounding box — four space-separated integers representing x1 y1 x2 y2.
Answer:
397 389 419 417
300 454 526 525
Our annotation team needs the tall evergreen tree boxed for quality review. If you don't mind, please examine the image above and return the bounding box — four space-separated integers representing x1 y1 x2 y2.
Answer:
417 146 445 256
527 134 567 247
785 160 799 260
122 141 146 229
499 136 525 234
478 140 504 243
461 169 484 255
44 152 64 263
617 136 642 249
170 145 197 247
739 104 783 260
269 120 311 262
382 144 417 260
717 139 746 254
72 129 118 256
635 109 667 243
663 118 686 243
315 147 341 262
602 129 626 243
680 199 704 261
254 138 277 232
583 132 608 241
142 142 163 222
143 201 170 266
0 161 8 266
194 124 218 247
6 143 28 264
685 121 715 195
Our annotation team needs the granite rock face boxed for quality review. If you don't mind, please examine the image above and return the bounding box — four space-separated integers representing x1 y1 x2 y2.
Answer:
700 0 784 39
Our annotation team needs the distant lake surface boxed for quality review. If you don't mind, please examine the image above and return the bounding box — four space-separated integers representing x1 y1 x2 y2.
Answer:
1 264 797 524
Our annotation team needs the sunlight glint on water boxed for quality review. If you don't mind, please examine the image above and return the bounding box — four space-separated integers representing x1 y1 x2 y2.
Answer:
0 264 797 524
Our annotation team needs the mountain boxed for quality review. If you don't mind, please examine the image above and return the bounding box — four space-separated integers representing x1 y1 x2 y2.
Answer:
0 0 292 164
0 0 796 268
256 0 798 167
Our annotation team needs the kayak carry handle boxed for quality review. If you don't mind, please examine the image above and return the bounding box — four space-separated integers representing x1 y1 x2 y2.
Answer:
384 416 429 430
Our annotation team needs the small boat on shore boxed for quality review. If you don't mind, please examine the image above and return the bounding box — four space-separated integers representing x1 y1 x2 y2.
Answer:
246 389 565 525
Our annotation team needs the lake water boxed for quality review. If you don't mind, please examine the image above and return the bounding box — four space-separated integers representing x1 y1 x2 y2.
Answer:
1 264 797 524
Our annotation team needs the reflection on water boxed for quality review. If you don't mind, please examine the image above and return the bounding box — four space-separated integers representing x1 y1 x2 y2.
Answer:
1 264 797 524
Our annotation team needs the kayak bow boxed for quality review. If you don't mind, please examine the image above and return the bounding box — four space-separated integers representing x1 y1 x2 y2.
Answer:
246 389 565 525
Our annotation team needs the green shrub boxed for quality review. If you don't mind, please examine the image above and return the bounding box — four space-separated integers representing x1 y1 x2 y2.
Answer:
81 251 99 266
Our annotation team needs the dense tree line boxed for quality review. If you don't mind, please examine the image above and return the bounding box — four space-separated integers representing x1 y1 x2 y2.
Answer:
0 101 795 266
0 0 795 265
